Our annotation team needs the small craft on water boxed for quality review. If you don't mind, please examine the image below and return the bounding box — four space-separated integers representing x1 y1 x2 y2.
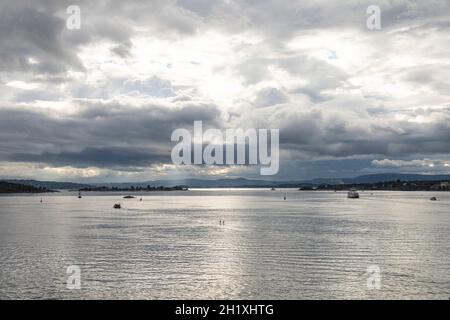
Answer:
283 193 287 200
123 195 135 199
347 190 360 199
113 203 121 209
271 187 276 191
78 191 82 199
430 197 437 201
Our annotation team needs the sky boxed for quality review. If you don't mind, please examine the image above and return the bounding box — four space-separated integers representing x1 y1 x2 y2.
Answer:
0 0 449 182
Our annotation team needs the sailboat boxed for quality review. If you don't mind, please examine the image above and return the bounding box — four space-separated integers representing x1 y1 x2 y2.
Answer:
78 191 82 199
283 192 287 200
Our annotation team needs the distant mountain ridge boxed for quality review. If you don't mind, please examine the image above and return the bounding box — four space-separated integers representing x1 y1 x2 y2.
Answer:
100 174 450 188
342 173 450 184
2 180 91 190
2 173 450 189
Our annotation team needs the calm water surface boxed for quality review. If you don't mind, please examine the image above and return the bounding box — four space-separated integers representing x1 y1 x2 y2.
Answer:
0 189 449 299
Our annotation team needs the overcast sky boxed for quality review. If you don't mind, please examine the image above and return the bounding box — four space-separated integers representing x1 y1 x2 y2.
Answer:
0 0 449 182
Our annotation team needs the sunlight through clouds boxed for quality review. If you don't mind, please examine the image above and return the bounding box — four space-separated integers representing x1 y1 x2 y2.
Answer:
0 0 449 181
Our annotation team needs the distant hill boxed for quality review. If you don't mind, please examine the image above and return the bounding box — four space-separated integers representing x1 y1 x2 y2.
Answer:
97 174 450 188
99 178 302 188
341 173 450 184
0 181 53 193
1 180 90 190
2 173 450 190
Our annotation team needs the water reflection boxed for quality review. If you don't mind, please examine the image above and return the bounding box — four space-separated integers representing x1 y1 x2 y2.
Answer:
0 190 449 299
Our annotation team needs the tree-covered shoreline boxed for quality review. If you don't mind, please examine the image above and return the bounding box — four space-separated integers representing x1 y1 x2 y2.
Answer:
0 182 55 193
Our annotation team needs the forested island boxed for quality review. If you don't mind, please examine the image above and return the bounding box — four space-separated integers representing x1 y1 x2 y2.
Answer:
0 181 55 193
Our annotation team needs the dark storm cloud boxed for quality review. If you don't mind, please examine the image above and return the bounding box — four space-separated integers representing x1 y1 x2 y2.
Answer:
0 5 82 74
8 147 169 169
0 1 137 75
250 106 450 159
0 101 222 169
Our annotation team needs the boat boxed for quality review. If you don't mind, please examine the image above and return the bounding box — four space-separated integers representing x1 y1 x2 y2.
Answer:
123 195 135 199
113 203 121 209
283 192 287 200
78 191 82 199
430 197 437 201
347 190 360 199
271 187 276 191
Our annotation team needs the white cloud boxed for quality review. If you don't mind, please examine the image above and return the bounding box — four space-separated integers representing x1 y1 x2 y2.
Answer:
371 159 450 172
6 81 40 90
1 0 450 181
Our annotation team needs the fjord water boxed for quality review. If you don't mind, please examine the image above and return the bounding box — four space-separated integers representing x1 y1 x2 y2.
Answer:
0 189 449 299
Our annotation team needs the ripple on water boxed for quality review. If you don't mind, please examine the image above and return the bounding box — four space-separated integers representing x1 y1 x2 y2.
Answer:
0 190 449 299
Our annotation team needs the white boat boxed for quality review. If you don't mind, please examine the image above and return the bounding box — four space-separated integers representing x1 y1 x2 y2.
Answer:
347 190 359 199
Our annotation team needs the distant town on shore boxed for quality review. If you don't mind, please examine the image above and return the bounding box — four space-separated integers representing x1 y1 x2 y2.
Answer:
300 180 450 191
1 173 450 193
